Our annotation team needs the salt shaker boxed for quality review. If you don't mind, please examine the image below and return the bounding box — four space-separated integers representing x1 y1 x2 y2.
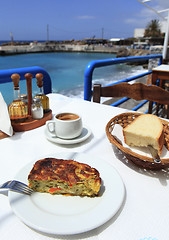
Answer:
31 98 43 119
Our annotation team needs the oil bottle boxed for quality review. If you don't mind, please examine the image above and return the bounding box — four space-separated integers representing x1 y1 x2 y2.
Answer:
8 73 28 122
34 73 50 113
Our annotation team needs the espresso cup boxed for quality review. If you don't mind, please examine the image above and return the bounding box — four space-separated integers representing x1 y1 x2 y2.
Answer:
46 112 82 139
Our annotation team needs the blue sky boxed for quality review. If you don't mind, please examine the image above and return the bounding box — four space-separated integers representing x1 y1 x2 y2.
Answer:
0 0 169 41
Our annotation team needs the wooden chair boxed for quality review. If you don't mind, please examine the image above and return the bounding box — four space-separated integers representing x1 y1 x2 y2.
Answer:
92 82 169 118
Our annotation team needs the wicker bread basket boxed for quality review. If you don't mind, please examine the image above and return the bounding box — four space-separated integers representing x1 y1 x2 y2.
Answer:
105 112 169 170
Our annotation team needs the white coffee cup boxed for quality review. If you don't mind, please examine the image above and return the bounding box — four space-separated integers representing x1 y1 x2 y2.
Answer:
46 112 82 139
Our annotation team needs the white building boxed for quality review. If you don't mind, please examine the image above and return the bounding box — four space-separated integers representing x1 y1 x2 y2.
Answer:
134 28 145 38
160 21 167 33
134 21 167 38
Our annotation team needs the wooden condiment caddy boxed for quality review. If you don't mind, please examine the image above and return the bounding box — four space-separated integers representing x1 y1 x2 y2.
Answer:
0 131 10 139
11 73 52 132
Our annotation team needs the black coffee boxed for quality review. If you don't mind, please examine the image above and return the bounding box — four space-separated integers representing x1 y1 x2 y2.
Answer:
56 113 79 121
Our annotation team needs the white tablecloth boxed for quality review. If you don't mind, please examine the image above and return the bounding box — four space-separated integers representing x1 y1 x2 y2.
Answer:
0 93 168 240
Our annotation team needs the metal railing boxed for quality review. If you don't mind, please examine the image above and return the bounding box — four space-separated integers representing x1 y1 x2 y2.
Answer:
84 54 163 110
0 66 52 94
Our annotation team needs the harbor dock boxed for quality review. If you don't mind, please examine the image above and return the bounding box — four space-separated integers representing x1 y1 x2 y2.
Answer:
0 42 118 55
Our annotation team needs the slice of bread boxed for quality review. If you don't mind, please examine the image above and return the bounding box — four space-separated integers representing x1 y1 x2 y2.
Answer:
123 114 164 155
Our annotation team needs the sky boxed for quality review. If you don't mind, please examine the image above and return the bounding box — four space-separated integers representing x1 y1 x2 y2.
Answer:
0 0 169 41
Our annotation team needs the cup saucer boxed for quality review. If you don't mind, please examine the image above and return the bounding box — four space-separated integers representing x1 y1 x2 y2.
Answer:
44 125 92 145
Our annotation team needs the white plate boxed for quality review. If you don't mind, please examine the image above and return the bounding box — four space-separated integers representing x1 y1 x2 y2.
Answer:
45 125 92 144
9 152 125 235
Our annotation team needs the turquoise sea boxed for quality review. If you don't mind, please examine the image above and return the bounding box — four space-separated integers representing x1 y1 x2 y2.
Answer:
0 52 146 104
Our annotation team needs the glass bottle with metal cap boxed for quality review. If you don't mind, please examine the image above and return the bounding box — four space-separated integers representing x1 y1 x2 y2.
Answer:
34 73 50 113
31 97 44 119
20 94 28 103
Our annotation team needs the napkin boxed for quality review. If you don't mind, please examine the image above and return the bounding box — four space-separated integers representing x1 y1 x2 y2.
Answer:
0 92 13 136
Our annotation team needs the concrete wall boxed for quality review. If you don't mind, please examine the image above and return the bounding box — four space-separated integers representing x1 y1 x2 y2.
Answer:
0 42 117 55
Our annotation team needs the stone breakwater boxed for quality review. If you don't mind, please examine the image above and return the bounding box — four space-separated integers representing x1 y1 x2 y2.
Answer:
0 42 118 55
0 42 166 60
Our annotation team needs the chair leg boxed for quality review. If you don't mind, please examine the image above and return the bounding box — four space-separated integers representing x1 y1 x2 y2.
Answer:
148 101 153 114
93 84 101 103
167 105 169 119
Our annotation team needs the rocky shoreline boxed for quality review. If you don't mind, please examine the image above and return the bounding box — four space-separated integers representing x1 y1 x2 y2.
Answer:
116 47 150 58
116 47 151 67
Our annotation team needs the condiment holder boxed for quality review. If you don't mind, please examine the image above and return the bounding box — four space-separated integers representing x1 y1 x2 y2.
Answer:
10 73 52 132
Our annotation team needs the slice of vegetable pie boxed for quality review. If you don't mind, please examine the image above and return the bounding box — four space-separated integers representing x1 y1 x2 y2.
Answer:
28 158 101 197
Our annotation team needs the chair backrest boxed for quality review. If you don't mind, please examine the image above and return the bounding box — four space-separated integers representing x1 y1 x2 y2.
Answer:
93 82 169 118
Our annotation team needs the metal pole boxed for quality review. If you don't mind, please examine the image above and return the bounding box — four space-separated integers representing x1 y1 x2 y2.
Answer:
10 32 13 45
47 24 49 42
163 11 169 60
102 28 104 39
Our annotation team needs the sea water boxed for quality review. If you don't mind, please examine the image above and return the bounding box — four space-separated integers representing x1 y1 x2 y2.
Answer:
0 52 146 104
